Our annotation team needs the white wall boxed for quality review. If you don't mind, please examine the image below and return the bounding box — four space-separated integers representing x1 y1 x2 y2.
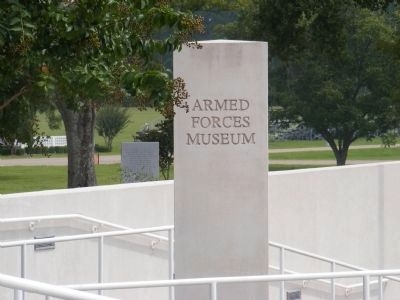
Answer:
1 162 400 299
0 181 174 299
268 162 400 300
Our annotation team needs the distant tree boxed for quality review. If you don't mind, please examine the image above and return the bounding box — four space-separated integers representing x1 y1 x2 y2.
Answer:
96 106 129 152
270 8 400 165
381 130 398 148
171 1 400 166
172 0 255 40
256 0 393 60
135 119 173 180
0 98 37 154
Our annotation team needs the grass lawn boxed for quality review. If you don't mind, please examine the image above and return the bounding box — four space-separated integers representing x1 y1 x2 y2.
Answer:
269 147 400 160
0 164 122 194
269 137 382 149
269 164 328 171
0 163 331 194
1 113 396 194
37 108 163 155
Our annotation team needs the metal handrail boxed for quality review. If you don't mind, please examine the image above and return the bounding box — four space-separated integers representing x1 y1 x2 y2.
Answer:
0 225 173 248
1 215 397 300
269 265 350 289
270 241 367 271
269 241 400 299
0 272 116 300
0 218 174 300
0 214 168 243
66 269 400 300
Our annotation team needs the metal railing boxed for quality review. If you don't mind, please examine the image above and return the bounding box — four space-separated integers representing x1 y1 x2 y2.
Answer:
0 215 174 300
269 241 400 299
2 215 399 300
66 269 400 300
0 214 168 242
0 272 115 300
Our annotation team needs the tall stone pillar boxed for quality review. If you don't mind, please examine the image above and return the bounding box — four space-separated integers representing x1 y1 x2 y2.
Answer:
174 40 268 300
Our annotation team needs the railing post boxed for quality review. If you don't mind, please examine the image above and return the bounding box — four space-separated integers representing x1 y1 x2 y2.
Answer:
279 246 285 300
14 289 22 300
210 282 217 300
330 262 336 300
20 244 26 278
363 275 370 300
98 236 104 295
168 228 175 300
378 276 383 300
20 244 26 300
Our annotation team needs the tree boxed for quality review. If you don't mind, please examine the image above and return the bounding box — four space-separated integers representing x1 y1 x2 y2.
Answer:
169 0 400 166
0 1 38 111
269 7 400 165
135 118 173 180
0 1 51 151
256 0 393 60
0 97 37 153
1 1 203 187
172 0 255 40
96 106 129 152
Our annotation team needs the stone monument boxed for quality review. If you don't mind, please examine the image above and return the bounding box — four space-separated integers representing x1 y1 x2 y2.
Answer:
174 40 269 299
121 142 159 183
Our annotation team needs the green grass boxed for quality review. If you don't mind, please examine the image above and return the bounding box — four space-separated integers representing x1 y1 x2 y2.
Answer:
0 166 67 194
269 139 326 149
269 138 382 149
0 164 123 194
270 147 400 160
0 162 328 194
269 164 328 171
0 164 175 194
37 108 163 155
2 113 397 194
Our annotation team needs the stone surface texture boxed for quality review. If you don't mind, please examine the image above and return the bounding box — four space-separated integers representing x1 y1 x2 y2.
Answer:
121 142 159 183
173 40 269 300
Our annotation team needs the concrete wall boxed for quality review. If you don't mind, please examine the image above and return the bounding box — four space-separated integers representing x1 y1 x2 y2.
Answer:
268 162 400 300
0 181 174 299
1 162 400 299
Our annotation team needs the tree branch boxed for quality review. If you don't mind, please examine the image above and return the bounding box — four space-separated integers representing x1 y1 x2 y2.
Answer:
0 86 29 110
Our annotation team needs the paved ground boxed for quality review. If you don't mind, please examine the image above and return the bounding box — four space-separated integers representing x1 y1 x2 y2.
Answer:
0 155 121 166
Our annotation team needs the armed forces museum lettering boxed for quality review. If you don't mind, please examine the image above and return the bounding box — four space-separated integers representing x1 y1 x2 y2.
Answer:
186 98 256 146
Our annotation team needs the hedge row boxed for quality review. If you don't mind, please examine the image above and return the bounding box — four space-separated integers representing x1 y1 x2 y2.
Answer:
0 146 68 156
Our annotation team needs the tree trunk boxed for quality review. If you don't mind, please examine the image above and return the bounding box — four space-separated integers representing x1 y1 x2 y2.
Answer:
334 149 348 166
56 100 97 188
323 135 351 166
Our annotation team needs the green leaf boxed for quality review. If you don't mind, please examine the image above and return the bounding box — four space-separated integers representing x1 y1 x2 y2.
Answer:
9 17 21 26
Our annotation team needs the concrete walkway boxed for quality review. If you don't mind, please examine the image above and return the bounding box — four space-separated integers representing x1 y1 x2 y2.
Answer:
0 155 121 166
